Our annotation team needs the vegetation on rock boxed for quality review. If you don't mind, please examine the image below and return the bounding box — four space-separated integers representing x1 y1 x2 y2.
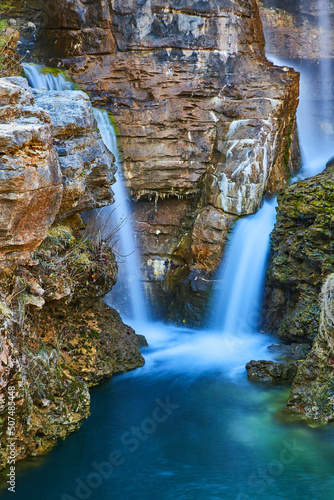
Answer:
265 159 334 343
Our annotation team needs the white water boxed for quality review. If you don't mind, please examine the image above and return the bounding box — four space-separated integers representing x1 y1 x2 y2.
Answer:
22 63 147 323
92 109 147 323
318 0 332 118
23 63 74 90
213 199 277 335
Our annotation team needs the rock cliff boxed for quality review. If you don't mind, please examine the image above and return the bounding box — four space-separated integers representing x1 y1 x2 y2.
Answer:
1 0 301 320
21 0 300 300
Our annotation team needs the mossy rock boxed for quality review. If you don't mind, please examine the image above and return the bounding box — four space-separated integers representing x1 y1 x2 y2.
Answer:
264 160 334 342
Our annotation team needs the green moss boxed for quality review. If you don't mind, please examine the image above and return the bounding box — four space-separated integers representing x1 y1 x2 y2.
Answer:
283 115 295 173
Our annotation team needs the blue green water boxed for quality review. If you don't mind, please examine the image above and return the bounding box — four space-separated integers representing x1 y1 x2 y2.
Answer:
1 323 334 500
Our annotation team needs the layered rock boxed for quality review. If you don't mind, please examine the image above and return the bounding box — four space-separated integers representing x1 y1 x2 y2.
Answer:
259 0 334 60
0 76 115 268
0 77 62 267
264 159 334 343
43 0 300 216
287 274 334 423
33 88 115 221
17 0 300 290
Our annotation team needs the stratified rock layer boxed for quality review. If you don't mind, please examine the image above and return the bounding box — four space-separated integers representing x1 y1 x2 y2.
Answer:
0 78 62 267
44 0 300 216
0 77 115 268
265 160 334 343
33 88 116 221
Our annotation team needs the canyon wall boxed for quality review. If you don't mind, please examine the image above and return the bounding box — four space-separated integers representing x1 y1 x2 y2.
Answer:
23 0 301 318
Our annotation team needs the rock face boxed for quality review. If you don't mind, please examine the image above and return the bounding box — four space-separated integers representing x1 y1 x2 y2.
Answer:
259 0 334 60
0 78 62 268
33 89 115 221
41 0 300 216
287 274 334 423
246 359 298 384
18 0 301 290
264 159 334 344
0 76 115 268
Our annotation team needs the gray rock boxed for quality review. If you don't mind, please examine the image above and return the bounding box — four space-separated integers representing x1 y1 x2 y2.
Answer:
246 359 298 384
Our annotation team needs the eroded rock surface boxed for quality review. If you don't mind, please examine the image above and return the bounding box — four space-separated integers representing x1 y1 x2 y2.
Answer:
0 78 62 267
33 89 115 220
21 0 301 288
0 77 115 268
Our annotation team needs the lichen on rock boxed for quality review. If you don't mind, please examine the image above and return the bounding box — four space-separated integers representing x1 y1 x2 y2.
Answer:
287 274 334 423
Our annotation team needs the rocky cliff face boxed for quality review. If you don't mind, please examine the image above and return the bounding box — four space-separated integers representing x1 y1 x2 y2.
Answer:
39 0 299 215
264 159 334 344
22 0 300 297
0 77 114 267
0 77 145 468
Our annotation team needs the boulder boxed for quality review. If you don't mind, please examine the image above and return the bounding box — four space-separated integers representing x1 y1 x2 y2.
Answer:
246 359 298 384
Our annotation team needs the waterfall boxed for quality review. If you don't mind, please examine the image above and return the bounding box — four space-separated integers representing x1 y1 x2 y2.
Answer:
23 63 147 323
23 63 74 90
213 200 277 335
318 0 332 117
92 109 147 323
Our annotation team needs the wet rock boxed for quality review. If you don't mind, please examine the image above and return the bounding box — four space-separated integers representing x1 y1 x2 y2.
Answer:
246 359 298 384
191 205 236 271
267 343 312 360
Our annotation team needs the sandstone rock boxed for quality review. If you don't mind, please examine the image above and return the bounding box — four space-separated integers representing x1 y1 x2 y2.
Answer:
246 359 298 383
264 159 334 343
0 78 63 268
287 274 334 423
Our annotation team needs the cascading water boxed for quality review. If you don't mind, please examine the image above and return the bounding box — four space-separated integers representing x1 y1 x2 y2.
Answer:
8 3 334 499
22 63 147 323
266 1 334 178
213 200 277 335
23 63 74 90
92 109 147 323
318 0 332 118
